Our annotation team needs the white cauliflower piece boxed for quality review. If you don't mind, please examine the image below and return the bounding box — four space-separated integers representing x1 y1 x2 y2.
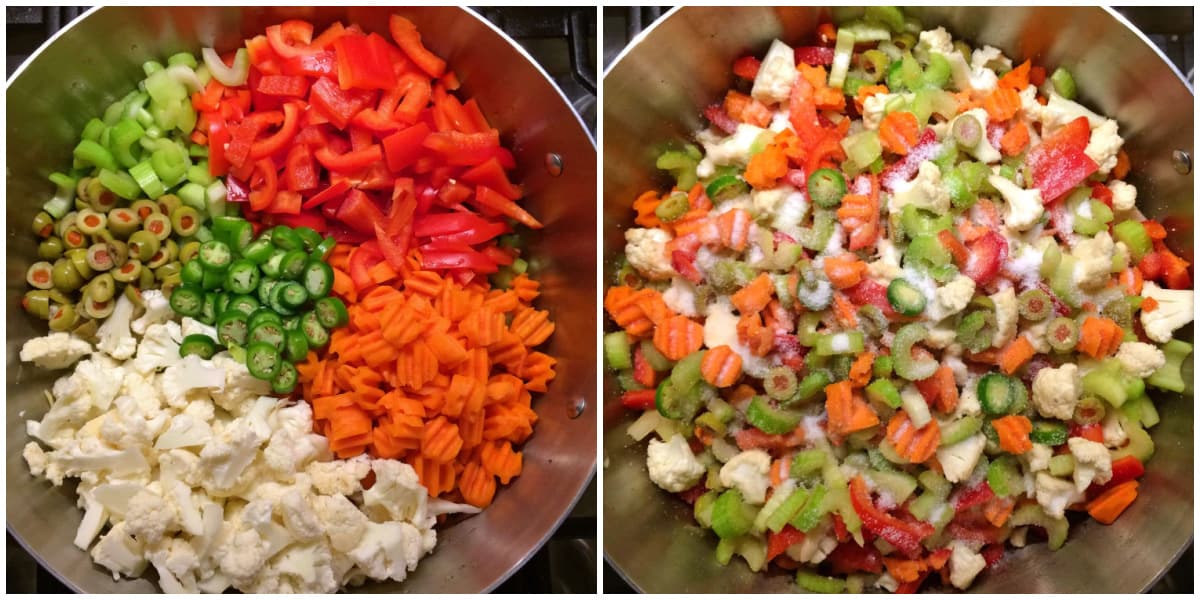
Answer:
889 161 951 215
23 441 48 478
1101 411 1129 449
1068 437 1113 492
91 521 147 578
662 277 701 317
19 332 93 370
769 190 810 241
181 316 218 340
751 185 795 218
1040 92 1105 135
1026 443 1053 472
308 456 372 496
100 396 169 450
1018 85 1042 123
198 419 267 492
1114 341 1166 378
1032 363 1081 420
862 92 900 131
347 521 433 582
951 377 982 419
148 537 201 593
1071 231 1115 290
131 321 183 374
990 287 1019 348
751 39 798 105
988 175 1044 231
159 354 226 408
1139 283 1194 343
959 108 1002 164
312 494 371 553
971 45 1011 71
124 488 181 545
278 491 324 542
949 541 987 590
213 516 271 584
924 320 958 350
623 227 676 281
646 434 705 493
704 298 770 377
131 289 173 335
939 49 998 95
1085 119 1123 176
700 123 769 167
917 27 954 55
927 274 976 321
1035 472 1083 519
209 354 272 414
1108 180 1137 212
96 293 138 360
363 459 429 523
718 449 772 504
866 238 903 283
936 433 987 484
155 414 214 450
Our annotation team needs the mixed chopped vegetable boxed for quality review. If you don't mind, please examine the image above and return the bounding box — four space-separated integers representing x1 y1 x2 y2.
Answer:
20 15 555 594
608 7 1192 593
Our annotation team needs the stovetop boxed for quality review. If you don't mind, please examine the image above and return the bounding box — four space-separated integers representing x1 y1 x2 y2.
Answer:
5 5 596 594
601 5 1192 595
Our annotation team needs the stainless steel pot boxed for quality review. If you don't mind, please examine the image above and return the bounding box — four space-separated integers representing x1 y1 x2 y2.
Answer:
7 6 596 593
603 6 1192 593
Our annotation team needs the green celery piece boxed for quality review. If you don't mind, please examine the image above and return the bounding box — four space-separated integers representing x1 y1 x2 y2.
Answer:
1147 339 1192 393
694 490 718 528
791 449 830 478
1111 415 1154 462
765 487 810 533
868 470 918 504
1082 360 1129 408
1011 504 1068 550
790 485 829 532
797 570 847 593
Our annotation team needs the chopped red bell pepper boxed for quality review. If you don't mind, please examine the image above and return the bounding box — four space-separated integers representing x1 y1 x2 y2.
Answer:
335 33 399 91
1027 116 1098 203
265 211 327 233
632 345 657 387
1069 422 1104 443
348 241 384 290
619 388 656 411
309 77 375 129
301 179 351 210
245 34 282 73
207 118 232 177
389 15 446 78
460 157 521 200
471 185 543 230
827 541 884 575
849 476 934 558
248 158 279 212
795 46 835 66
266 189 302 215
256 74 310 98
703 104 739 135
422 130 501 166
419 246 499 273
671 250 704 284
315 144 383 173
375 179 417 270
962 231 1009 286
265 20 318 59
766 526 807 562
311 21 348 50
224 120 262 170
844 278 900 319
281 50 337 77
336 188 385 235
381 122 432 172
881 128 939 191
284 144 318 191
249 101 302 160
732 55 761 80
952 480 996 512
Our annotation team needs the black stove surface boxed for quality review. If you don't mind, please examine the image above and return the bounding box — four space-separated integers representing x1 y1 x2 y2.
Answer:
601 5 1191 595
6 5 595 595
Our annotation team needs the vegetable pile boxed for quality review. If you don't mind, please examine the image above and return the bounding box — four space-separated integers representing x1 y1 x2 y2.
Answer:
19 14 556 594
607 6 1192 594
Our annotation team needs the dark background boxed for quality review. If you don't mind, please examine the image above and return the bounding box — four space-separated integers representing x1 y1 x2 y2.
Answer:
600 5 1192 595
6 5 596 594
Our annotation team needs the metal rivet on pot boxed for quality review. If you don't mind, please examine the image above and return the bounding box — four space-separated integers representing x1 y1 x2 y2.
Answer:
545 153 563 176
1172 150 1191 175
567 396 586 418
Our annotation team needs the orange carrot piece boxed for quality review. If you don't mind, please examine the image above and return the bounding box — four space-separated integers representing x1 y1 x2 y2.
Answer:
997 335 1035 375
878 110 920 155
848 351 875 388
1086 479 1139 524
743 144 788 189
992 415 1033 454
1140 297 1158 313
823 253 868 289
825 381 880 441
1000 121 1029 156
652 315 705 361
886 412 941 463
701 345 743 388
983 86 1021 122
996 59 1031 90
731 273 774 316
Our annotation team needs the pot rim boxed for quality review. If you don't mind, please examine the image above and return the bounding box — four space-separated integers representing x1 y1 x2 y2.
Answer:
6 5 595 594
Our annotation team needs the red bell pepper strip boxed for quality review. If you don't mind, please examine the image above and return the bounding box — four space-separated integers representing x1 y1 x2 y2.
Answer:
961 230 1009 286
766 526 807 562
266 189 302 215
249 101 302 160
827 541 884 575
248 158 279 212
632 345 656 387
245 34 282 74
461 98 491 133
420 247 499 273
480 245 514 266
347 241 384 291
412 212 493 238
336 189 386 235
207 118 232 177
280 50 337 77
256 74 310 98
375 179 417 270
311 21 348 50
881 128 939 191
952 480 996 512
703 104 740 135
732 55 761 80
301 179 351 210
352 109 401 133
1027 116 1098 203
849 476 934 558
470 185 543 230
422 130 502 166
315 144 383 173
335 33 399 91
795 46 835 66
265 20 318 59
619 389 657 411
224 120 261 170
393 74 432 124
1069 422 1104 443
381 122 431 172
423 222 509 247
843 278 900 319
1090 456 1145 498
460 157 521 200
309 77 375 129
192 79 225 112
224 175 250 204
388 15 447 78
436 181 472 207
284 144 318 191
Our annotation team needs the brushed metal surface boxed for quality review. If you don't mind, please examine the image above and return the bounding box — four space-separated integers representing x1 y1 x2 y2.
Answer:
7 6 596 594
603 6 1193 594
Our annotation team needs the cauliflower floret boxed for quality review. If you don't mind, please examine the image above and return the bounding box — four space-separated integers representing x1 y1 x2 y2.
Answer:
1031 363 1081 420
363 459 429 523
312 494 371 553
939 49 998 95
623 227 676 281
866 238 903 283
155 414 214 450
159 355 227 408
131 289 174 335
751 184 795 218
917 27 954 55
704 298 770 377
132 321 183 374
209 354 272 414
213 516 271 584
347 521 433 582
924 320 958 350
951 377 981 419
1108 180 1137 212
1035 472 1083 519
1101 411 1129 449
96 293 138 360
1018 85 1042 124
199 419 267 492
785 524 838 564
125 488 181 545
251 541 339 594
862 92 901 130
76 354 127 410
1040 92 1105 135
307 456 372 496
1070 231 1115 290
646 434 705 493
889 161 951 215
278 491 324 542
936 433 987 484
959 108 1002 164
988 175 1044 231
990 287 1018 348
91 521 148 578
1067 437 1113 492
1114 341 1166 378
100 396 170 450
700 123 769 168
19 332 93 370
662 277 701 317
718 449 772 504
23 441 48 478
181 316 219 340
148 537 201 593
1139 282 1194 343
1085 119 1123 176
769 190 810 241
751 39 798 105
927 274 976 321
948 541 987 590
1025 443 1053 472
971 45 1011 71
